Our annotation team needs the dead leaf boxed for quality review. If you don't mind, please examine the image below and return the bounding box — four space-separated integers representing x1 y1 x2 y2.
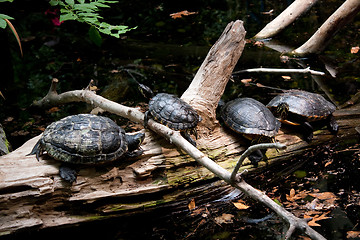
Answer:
309 192 338 201
233 200 250 210
188 198 196 210
286 188 296 201
253 41 264 47
325 160 333 167
305 212 331 227
298 236 312 240
89 85 99 91
351 46 359 54
170 10 197 19
4 116 14 122
282 76 291 80
214 213 234 224
0 91 5 100
256 83 265 88
347 231 360 238
280 55 290 63
47 107 60 113
241 78 252 86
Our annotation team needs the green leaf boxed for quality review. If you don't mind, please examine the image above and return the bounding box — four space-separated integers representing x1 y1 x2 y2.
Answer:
65 0 75 7
74 3 98 11
77 12 97 17
60 13 78 22
49 0 60 6
82 17 100 24
0 19 7 29
77 0 85 3
0 0 14 2
92 2 110 8
273 199 282 206
0 14 14 20
88 25 102 47
102 0 118 3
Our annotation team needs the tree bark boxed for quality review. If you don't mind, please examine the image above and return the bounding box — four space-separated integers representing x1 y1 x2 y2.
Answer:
181 20 246 135
291 0 360 56
253 0 319 39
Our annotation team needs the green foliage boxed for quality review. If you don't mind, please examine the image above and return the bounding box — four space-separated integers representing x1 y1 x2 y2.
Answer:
0 13 14 29
49 0 136 42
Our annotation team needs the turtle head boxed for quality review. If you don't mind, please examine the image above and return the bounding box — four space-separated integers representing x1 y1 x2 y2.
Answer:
277 102 289 120
138 83 155 99
126 132 145 152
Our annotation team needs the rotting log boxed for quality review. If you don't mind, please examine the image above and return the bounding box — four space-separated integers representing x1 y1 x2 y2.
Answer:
0 103 359 236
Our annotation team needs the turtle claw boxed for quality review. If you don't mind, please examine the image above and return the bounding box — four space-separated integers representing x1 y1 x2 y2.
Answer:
59 165 77 183
328 115 339 135
181 131 197 147
302 121 314 142
248 149 265 167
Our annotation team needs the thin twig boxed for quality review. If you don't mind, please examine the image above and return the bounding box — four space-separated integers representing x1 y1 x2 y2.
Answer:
230 142 286 183
233 67 325 76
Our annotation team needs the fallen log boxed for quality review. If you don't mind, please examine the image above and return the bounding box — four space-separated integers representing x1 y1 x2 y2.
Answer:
1 100 359 237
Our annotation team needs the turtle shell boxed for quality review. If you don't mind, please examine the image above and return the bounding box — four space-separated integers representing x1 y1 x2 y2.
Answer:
221 98 280 138
267 90 336 122
39 114 128 165
148 93 201 130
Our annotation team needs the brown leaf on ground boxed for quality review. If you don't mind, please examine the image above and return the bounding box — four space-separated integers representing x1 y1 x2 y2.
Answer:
347 231 360 238
233 200 250 210
170 10 197 19
214 213 234 224
304 212 331 227
188 198 196 210
286 189 309 202
309 191 338 208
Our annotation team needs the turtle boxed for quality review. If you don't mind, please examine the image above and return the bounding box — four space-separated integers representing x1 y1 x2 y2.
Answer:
28 114 145 183
220 97 281 165
266 89 338 142
138 83 202 147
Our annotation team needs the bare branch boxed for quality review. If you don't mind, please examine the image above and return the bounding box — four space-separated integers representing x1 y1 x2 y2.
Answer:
254 0 319 39
292 0 360 56
233 67 325 76
230 143 286 183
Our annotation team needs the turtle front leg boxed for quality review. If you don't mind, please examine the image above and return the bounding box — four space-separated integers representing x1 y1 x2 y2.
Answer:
248 149 266 167
144 111 150 128
327 115 339 135
59 164 78 183
181 131 197 147
302 121 314 142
